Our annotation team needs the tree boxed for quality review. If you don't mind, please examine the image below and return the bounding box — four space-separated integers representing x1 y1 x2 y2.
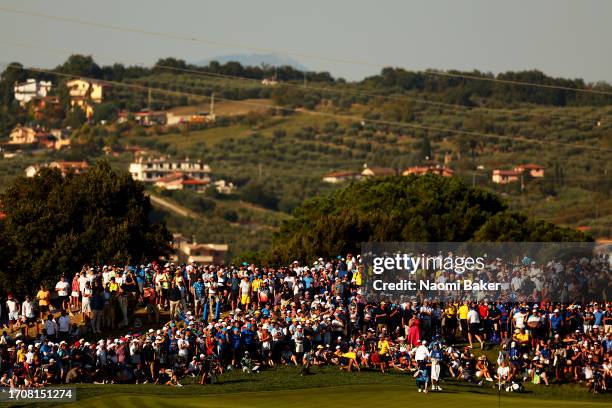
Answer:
0 161 172 294
56 55 102 78
474 212 587 242
420 135 432 160
92 102 119 123
240 180 279 210
62 106 87 128
269 175 588 263
0 62 27 108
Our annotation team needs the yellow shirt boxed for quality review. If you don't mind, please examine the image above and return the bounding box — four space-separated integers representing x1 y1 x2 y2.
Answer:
36 290 50 306
353 271 363 286
514 332 530 344
378 339 390 355
458 305 469 320
108 282 119 292
252 278 262 292
17 349 26 363
445 306 457 317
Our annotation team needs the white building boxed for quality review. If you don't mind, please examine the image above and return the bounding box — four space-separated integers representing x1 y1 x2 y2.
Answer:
129 156 211 183
14 79 52 106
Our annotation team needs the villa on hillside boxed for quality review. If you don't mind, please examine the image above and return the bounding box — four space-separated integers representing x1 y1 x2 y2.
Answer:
14 79 52 106
491 169 520 184
118 110 168 127
129 156 211 183
154 172 209 191
65 78 104 119
9 126 37 144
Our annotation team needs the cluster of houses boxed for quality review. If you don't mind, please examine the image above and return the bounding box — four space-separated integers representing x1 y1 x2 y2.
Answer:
5 125 72 151
117 95 217 127
14 78 104 119
128 155 235 194
4 77 107 151
491 164 545 184
322 163 545 186
13 77 220 129
25 160 89 178
322 164 454 184
117 108 217 127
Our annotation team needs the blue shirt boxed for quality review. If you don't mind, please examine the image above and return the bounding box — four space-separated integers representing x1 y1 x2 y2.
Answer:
594 310 604 326
192 281 205 299
550 314 563 330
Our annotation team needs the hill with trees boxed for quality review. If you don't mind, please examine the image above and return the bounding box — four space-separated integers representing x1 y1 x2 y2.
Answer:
0 161 171 294
0 55 609 260
270 175 588 263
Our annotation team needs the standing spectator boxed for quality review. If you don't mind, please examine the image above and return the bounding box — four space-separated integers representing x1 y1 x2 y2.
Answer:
6 294 20 332
458 301 469 341
90 288 104 334
57 310 71 342
55 276 70 311
43 314 58 341
20 295 37 337
70 272 80 312
81 281 92 321
167 282 182 319
192 277 205 318
36 285 51 319
467 305 485 349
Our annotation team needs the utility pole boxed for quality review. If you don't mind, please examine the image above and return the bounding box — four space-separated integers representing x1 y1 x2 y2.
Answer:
147 89 152 111
210 92 215 116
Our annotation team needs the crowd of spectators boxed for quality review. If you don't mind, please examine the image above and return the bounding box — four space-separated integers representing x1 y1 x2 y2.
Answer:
0 253 610 394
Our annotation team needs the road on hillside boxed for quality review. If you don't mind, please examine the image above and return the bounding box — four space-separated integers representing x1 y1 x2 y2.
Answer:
148 194 198 219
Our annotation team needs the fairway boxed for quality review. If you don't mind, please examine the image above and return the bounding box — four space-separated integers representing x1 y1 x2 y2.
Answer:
55 366 609 408
68 384 607 408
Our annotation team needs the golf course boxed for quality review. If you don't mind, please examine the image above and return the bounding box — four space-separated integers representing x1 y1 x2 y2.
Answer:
39 366 608 408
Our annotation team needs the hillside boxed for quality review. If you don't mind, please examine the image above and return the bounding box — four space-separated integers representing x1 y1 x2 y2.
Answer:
0 57 611 259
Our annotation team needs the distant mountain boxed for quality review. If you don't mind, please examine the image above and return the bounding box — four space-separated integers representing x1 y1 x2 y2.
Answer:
194 53 308 71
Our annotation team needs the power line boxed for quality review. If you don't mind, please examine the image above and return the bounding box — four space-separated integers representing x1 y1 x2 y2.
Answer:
0 39 605 125
2 5 612 97
8 63 612 154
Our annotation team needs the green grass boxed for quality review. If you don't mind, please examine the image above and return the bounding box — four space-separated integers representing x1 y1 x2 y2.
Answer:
50 366 609 408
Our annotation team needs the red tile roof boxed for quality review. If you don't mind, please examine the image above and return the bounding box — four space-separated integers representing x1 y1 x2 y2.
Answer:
181 179 209 185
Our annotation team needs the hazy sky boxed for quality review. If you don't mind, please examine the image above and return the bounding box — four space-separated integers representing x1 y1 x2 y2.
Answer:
0 0 610 82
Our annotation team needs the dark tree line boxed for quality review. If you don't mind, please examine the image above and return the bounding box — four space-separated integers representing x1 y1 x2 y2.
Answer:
361 67 612 107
